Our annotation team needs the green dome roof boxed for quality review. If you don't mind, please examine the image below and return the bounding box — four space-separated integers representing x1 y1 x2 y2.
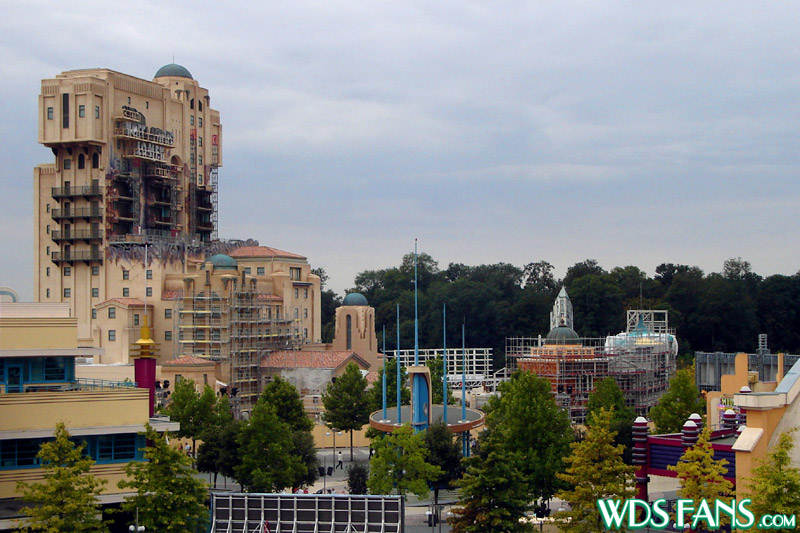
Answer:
342 292 368 306
209 254 238 270
545 325 580 344
154 63 193 79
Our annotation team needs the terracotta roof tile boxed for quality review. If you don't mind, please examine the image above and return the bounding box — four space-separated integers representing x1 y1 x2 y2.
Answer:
229 246 306 260
162 355 215 366
261 351 368 370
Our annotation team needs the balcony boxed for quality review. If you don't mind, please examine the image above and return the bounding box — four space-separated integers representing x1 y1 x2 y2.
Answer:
51 250 103 263
51 206 102 220
51 185 103 199
51 228 104 242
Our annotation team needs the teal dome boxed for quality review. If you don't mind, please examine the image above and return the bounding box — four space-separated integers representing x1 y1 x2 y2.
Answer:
154 63 193 79
342 292 368 306
209 254 238 270
545 326 580 344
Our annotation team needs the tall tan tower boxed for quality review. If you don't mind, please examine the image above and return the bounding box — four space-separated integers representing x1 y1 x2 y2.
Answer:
33 65 222 354
331 292 379 369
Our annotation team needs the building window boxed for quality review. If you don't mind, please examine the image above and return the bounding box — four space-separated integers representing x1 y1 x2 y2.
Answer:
63 288 71 298
294 308 299 319
108 308 116 319
199 136 203 147
92 288 99 298
165 309 172 319
46 204 50 213
95 105 100 119
123 270 129 280
92 266 99 275
46 246 50 256
92 152 99 168
63 159 71 170
243 267 251 275
46 224 50 234
122 288 129 297
64 266 71 276
294 288 299 298
290 267 301 280
47 107 54 120
257 267 265 276
304 288 308 299
146 269 152 279
304 308 308 319
46 267 50 277
78 154 85 169
165 331 172 341
190 116 194 125
78 105 85 118
92 309 97 319
146 287 152 297
346 314 352 350
108 330 116 341
198 155 203 166
62 93 69 128
199 117 203 127
304 328 308 339
145 101 149 109
133 314 139 326
46 288 50 298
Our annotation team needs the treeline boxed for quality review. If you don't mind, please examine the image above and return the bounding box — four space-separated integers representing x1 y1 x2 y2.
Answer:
320 256 800 366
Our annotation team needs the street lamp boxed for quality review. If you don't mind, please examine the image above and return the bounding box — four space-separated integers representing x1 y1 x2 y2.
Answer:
129 507 145 531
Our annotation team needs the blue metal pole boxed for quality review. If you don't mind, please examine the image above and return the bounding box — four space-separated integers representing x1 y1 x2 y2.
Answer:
443 303 447 425
414 239 419 366
382 325 387 422
462 321 467 456
396 303 401 425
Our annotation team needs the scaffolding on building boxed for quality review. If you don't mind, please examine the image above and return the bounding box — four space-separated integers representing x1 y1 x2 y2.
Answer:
506 310 678 423
387 348 496 390
176 280 302 414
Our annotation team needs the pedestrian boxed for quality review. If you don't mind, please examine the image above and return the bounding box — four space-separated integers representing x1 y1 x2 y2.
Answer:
336 450 343 470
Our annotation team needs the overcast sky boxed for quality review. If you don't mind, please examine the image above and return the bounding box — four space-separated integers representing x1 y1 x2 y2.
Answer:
2 1 798 299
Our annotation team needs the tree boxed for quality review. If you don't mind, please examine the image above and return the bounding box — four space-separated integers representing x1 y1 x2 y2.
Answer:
586 377 636 463
259 377 314 432
235 401 303 492
197 395 240 487
346 462 369 495
118 424 208 533
649 367 705 434
163 379 215 456
449 430 532 533
323 362 370 461
556 408 636 533
669 426 734 532
424 421 464 509
748 429 800 527
17 422 107 533
310 267 329 288
368 425 441 497
366 356 410 413
485 370 573 502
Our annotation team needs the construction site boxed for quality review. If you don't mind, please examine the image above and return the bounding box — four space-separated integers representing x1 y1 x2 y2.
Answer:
506 287 678 423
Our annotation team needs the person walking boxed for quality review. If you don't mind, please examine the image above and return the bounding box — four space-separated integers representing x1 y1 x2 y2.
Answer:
336 450 343 470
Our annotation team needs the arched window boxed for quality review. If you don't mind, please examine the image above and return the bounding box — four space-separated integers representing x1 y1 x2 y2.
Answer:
92 153 99 168
346 314 352 350
78 154 85 169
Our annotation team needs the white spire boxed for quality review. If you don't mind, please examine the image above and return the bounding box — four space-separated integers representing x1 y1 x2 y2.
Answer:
550 286 574 330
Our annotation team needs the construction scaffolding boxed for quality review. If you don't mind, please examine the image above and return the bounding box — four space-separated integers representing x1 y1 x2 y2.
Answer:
176 277 302 414
387 348 496 390
507 310 678 423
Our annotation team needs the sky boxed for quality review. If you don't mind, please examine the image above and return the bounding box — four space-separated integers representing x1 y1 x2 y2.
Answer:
1 1 799 299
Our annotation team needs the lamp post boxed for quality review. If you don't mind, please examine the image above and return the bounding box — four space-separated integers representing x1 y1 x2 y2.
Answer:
129 507 145 531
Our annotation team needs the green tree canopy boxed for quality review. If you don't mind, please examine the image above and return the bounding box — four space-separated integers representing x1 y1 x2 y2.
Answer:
197 395 240 488
557 408 636 533
346 462 369 495
17 422 107 533
747 429 800 528
258 376 314 432
366 356 410 413
449 429 532 533
323 362 370 460
668 426 734 532
649 366 705 434
424 420 464 506
163 379 216 455
586 377 636 463
235 401 304 492
118 424 208 533
485 370 573 502
367 425 441 498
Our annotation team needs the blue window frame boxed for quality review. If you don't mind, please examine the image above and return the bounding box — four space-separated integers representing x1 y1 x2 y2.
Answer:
0 434 144 470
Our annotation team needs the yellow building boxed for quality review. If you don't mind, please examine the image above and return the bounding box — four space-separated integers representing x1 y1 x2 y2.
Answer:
32 65 322 367
0 302 177 528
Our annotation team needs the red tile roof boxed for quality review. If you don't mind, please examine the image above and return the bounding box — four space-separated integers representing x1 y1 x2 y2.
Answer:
230 246 306 260
162 355 215 366
365 371 379 384
261 351 369 370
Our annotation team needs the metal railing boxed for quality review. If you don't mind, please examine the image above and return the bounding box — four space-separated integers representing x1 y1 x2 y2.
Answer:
17 379 137 393
51 185 103 198
51 207 102 220
51 250 103 262
51 229 104 241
